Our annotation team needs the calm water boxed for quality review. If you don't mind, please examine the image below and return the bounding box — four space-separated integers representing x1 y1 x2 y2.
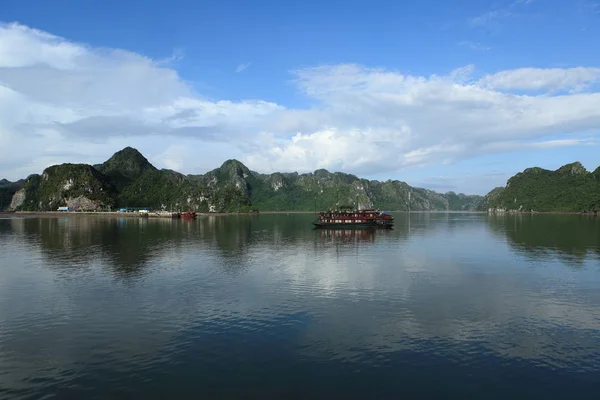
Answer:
1 213 600 399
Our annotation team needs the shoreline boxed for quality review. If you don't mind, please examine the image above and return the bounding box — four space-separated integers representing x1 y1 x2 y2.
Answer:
487 210 598 216
0 210 314 218
1 210 596 218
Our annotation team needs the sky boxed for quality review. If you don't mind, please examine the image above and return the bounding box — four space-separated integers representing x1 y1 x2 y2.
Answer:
0 0 599 194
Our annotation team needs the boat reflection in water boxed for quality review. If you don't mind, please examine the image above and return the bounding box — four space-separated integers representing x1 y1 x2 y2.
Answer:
318 228 376 244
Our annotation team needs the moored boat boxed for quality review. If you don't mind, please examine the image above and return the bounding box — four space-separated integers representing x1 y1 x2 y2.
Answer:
180 211 197 219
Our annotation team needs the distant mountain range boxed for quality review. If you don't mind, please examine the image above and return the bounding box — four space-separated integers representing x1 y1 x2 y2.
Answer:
2 147 598 213
1 147 484 212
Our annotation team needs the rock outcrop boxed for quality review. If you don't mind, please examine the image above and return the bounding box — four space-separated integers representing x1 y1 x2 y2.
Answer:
9 188 26 210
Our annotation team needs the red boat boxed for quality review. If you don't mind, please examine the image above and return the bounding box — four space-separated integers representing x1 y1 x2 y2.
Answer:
180 211 197 219
313 206 394 229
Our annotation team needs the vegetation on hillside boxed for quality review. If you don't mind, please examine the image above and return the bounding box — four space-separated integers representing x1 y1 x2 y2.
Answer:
8 149 598 214
475 187 505 211
96 146 156 190
7 147 485 212
486 162 600 213
15 164 117 211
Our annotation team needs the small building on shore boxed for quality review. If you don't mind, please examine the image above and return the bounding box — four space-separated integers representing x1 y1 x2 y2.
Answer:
118 207 150 213
57 206 71 212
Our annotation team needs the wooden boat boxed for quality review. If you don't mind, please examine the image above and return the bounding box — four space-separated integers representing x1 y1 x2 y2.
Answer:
313 206 394 228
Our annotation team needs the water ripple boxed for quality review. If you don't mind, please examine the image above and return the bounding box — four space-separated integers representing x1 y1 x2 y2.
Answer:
0 214 599 398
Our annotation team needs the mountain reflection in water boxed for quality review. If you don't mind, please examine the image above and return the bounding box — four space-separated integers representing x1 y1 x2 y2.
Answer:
0 213 599 399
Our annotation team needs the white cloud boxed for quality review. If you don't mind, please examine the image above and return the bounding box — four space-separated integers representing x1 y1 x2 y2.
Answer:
1 22 600 191
478 67 600 91
481 138 598 152
155 144 189 171
235 62 251 73
251 63 600 174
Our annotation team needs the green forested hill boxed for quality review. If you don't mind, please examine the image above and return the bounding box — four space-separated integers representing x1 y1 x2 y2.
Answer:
485 162 600 213
6 147 484 212
13 164 117 211
9 150 597 213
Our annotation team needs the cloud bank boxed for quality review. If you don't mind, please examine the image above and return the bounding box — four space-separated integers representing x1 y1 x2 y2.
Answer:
1 22 599 188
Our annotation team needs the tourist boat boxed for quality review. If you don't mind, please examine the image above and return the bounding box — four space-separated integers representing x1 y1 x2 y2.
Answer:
312 206 394 228
180 211 197 219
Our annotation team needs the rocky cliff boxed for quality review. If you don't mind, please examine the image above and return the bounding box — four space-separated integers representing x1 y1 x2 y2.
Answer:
8 147 485 212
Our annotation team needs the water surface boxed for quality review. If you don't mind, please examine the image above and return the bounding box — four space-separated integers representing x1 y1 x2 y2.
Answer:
1 213 599 398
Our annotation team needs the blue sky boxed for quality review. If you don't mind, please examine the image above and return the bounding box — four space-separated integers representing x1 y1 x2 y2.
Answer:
1 0 599 194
